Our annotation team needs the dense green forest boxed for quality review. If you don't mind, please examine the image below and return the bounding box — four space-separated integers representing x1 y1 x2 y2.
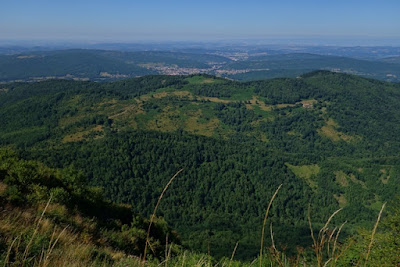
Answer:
1 72 400 262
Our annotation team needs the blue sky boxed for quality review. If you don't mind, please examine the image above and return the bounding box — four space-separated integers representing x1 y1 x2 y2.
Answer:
1 0 399 43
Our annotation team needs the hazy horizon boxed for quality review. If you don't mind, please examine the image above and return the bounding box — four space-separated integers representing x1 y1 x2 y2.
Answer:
1 0 399 47
2 37 400 48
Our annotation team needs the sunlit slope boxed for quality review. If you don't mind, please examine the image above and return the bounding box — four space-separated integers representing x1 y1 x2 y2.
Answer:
1 72 400 258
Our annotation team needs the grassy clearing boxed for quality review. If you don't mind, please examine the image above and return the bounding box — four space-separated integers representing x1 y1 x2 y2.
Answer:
201 79 216 84
247 96 272 112
286 163 320 189
276 103 296 109
229 90 254 101
62 125 104 143
369 200 385 212
152 90 193 99
58 114 87 128
335 170 367 189
333 194 347 207
349 173 367 189
197 96 232 103
107 100 145 121
335 171 349 187
185 110 220 137
300 99 318 105
318 118 354 142
146 108 183 132
185 75 224 84
380 168 391 184
286 164 320 179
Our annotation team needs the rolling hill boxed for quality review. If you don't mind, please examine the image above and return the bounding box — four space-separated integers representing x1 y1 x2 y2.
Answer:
0 49 154 82
0 49 231 83
1 49 400 83
379 55 400 64
1 72 400 260
221 53 400 82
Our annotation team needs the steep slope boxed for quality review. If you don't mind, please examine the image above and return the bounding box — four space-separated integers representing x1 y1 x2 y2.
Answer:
1 72 400 259
0 149 180 266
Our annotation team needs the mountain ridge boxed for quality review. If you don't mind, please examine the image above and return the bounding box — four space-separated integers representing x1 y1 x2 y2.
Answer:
1 49 399 83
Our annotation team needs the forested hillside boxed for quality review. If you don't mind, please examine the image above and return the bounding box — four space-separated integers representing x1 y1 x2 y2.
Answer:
1 72 400 260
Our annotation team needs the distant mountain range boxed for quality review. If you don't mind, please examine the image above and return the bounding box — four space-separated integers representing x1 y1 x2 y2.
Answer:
223 53 400 81
1 49 399 83
379 55 400 64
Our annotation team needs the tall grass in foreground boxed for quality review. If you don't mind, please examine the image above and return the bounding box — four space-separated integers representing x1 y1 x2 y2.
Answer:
259 184 282 267
142 168 184 265
0 182 388 266
363 202 386 267
138 183 387 266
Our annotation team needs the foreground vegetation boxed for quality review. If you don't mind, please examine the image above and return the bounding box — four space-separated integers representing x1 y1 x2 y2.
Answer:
0 149 181 266
0 150 399 266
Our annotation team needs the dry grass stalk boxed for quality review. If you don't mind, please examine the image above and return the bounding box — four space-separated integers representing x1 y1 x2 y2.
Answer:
165 234 169 267
331 221 347 265
270 223 276 252
142 168 184 266
228 241 239 267
38 226 57 266
3 236 19 267
333 239 354 266
326 227 337 256
270 222 284 267
308 204 317 250
295 246 305 267
259 184 282 267
195 255 207 267
42 226 69 267
167 244 173 265
22 196 52 263
364 202 386 267
323 258 332 267
308 206 343 267
38 227 57 266
180 251 186 267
